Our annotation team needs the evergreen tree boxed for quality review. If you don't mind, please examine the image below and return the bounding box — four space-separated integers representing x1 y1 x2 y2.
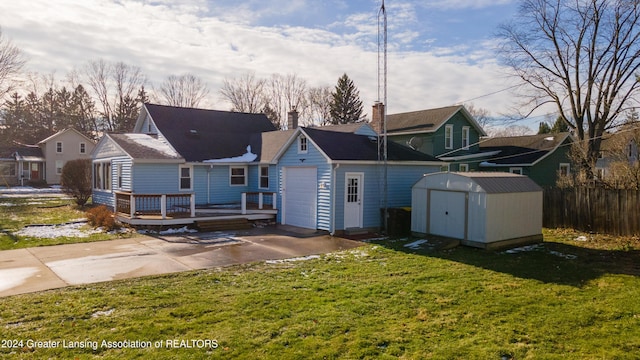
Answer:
551 116 569 133
538 121 551 134
329 73 364 124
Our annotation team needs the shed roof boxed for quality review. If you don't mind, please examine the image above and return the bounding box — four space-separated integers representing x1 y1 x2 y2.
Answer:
418 172 542 193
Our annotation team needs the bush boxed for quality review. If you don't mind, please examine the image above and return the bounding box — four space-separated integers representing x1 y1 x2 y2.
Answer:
61 159 92 206
86 205 116 231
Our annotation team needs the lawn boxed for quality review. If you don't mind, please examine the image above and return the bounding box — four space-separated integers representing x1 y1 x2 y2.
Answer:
0 195 134 250
1 228 638 359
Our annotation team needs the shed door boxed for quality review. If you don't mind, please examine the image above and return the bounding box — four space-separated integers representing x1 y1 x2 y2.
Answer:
429 190 466 239
283 167 317 229
344 173 363 229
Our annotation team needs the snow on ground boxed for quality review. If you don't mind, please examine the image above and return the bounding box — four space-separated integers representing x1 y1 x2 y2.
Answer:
0 267 40 292
265 255 320 264
15 222 103 238
404 239 429 250
137 226 198 235
503 244 577 259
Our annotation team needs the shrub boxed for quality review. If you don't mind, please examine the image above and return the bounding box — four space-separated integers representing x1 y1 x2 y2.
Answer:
86 205 116 231
61 159 92 206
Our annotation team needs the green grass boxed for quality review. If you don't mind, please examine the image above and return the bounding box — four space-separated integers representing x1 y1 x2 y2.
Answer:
1 229 639 359
0 196 133 250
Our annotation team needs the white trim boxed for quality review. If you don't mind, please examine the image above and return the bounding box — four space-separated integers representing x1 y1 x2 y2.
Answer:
459 164 469 172
56 141 63 154
297 135 308 154
444 124 453 150
179 165 193 191
229 165 248 186
509 167 523 175
462 126 470 150
55 160 64 175
259 165 269 189
559 163 570 177
79 142 86 154
344 172 364 229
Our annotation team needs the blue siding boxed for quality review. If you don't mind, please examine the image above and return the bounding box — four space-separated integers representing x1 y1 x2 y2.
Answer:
193 165 209 204
132 163 180 193
208 165 249 204
277 134 331 230
93 190 114 209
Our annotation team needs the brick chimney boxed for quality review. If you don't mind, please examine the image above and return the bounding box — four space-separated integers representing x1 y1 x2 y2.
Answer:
287 109 299 130
371 102 385 134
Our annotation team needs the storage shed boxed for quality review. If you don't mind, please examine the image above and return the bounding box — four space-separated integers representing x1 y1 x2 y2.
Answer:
411 172 543 249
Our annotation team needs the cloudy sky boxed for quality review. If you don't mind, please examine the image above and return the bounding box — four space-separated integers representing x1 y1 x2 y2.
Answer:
0 0 546 128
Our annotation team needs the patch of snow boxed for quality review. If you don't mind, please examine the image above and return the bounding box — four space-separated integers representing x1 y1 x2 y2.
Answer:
265 255 320 264
544 136 555 141
404 239 429 250
0 267 39 292
503 244 544 254
203 145 257 163
574 236 588 241
124 133 179 158
0 186 63 195
91 309 115 318
15 222 102 238
549 251 578 260
159 226 197 235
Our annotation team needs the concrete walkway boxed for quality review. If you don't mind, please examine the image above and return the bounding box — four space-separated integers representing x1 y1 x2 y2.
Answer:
0 226 362 297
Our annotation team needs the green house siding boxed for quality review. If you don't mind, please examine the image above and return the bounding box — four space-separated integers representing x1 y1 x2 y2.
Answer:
388 112 481 158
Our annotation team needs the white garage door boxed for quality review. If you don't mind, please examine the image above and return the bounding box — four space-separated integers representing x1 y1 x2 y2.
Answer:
429 190 466 239
284 167 317 229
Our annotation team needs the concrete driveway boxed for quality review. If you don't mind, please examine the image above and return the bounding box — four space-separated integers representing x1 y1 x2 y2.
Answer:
0 226 362 297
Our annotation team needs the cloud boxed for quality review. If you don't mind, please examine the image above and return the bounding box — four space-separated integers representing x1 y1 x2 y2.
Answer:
424 0 514 10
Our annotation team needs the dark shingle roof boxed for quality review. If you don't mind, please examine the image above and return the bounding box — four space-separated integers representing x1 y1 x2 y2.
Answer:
145 103 277 162
385 105 463 134
0 144 44 160
479 133 570 165
302 127 441 162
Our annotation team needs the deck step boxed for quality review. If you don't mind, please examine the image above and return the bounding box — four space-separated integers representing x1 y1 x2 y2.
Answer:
196 219 253 232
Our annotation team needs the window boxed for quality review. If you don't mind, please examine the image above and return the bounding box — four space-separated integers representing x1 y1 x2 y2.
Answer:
93 162 111 190
298 135 308 154
259 166 269 189
559 163 570 177
117 164 123 189
80 142 86 154
56 160 64 175
179 166 192 190
230 166 247 186
510 167 523 175
444 125 453 149
459 164 469 172
56 141 63 153
462 126 470 149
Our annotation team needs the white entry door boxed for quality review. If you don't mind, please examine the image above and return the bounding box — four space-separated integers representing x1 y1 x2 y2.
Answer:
283 167 317 229
344 173 364 229
429 190 466 239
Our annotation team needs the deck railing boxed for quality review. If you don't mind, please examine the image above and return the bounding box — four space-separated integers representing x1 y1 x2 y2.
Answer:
115 191 195 219
242 192 277 214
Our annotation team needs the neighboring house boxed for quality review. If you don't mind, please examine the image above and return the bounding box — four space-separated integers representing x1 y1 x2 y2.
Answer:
371 103 487 172
595 128 640 179
273 124 443 233
478 132 573 187
0 144 45 186
91 103 442 232
37 128 96 184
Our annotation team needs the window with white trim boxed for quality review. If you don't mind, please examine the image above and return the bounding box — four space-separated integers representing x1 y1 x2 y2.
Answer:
298 135 308 154
444 125 453 149
559 163 570 177
56 160 64 175
230 166 247 186
117 163 123 189
459 164 469 172
80 142 86 154
462 126 470 149
510 167 523 175
56 141 63 153
93 162 111 190
259 166 269 189
179 166 192 190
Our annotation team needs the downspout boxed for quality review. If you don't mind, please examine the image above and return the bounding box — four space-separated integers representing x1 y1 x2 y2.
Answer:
207 165 213 204
330 163 340 236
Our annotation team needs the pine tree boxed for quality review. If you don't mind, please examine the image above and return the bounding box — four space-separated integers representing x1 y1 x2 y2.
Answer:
329 73 364 124
551 116 569 133
538 121 551 134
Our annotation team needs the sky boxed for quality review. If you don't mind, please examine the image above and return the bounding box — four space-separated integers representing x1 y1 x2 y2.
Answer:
0 0 548 131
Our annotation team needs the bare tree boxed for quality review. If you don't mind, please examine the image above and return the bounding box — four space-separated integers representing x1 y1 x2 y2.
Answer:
219 72 267 113
306 86 333 126
489 125 534 137
464 103 492 130
498 0 640 177
158 73 209 108
0 28 26 99
84 60 146 131
266 73 308 129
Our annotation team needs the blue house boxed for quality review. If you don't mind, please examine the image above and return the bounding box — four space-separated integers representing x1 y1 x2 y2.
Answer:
91 103 443 232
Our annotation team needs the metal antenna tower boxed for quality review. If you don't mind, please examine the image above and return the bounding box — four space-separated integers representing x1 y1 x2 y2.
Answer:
377 0 388 233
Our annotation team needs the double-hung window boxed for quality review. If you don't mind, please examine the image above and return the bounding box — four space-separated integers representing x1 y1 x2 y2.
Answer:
462 126 470 149
56 141 63 153
179 166 192 190
259 166 269 189
298 136 308 153
230 166 247 186
444 125 453 149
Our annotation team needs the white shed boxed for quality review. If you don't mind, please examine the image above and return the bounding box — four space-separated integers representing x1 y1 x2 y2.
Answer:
411 172 543 249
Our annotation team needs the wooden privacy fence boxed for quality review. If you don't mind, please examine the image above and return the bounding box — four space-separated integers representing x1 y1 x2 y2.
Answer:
543 187 640 235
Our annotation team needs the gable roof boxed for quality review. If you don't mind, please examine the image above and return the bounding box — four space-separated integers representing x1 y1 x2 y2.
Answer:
142 103 277 162
260 129 296 163
0 144 44 161
301 127 442 162
107 134 183 161
37 128 95 145
385 105 487 136
479 132 571 166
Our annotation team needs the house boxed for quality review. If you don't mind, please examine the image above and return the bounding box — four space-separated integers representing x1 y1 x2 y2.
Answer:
595 126 640 181
478 132 573 187
411 172 543 249
273 124 443 233
91 103 279 225
91 103 443 232
37 128 96 184
0 128 95 186
371 103 487 171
